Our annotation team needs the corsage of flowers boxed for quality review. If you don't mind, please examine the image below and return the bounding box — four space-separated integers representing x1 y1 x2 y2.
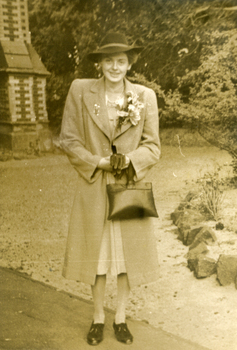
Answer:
115 91 144 129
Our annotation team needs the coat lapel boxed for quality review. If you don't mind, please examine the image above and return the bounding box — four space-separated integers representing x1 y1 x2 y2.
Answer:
83 77 111 140
113 78 138 140
83 77 141 141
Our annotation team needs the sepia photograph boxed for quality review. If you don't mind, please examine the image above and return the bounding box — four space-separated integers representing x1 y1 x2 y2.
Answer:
0 0 237 349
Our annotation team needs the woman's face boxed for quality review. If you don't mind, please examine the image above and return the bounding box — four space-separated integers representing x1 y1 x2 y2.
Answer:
100 52 131 84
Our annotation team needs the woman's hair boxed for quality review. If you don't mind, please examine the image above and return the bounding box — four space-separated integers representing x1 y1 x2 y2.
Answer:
126 51 138 65
97 50 139 65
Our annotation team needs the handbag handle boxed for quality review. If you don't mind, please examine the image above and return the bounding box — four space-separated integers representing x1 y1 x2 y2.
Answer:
111 144 135 186
127 162 136 187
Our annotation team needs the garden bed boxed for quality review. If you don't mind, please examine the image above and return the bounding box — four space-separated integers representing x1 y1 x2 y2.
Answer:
171 189 237 284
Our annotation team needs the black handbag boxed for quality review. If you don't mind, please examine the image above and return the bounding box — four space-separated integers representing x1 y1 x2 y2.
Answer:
106 163 158 220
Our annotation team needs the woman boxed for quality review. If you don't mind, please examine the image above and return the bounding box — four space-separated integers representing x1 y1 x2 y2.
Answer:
59 32 160 345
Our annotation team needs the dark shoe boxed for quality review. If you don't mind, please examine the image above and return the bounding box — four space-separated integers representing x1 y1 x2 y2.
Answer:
87 322 104 346
113 322 133 344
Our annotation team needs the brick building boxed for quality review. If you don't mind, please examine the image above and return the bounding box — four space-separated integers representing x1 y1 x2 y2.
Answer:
0 0 52 152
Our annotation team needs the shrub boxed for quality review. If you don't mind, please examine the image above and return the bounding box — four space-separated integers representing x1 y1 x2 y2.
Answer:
199 173 224 221
163 29 237 176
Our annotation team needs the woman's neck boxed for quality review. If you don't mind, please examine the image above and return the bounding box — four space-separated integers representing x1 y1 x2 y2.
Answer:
105 79 124 93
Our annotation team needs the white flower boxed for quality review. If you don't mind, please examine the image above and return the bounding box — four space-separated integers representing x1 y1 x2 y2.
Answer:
116 91 144 128
138 102 144 109
128 104 135 112
130 114 141 125
117 110 129 117
116 97 124 109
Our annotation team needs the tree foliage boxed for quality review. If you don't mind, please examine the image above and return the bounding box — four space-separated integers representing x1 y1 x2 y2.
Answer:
28 0 204 130
28 0 237 163
164 29 237 158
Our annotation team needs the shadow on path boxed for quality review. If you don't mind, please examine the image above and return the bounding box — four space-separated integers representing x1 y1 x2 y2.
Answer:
0 267 210 350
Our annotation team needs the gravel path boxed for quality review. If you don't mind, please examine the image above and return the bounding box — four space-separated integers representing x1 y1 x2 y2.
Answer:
1 145 236 350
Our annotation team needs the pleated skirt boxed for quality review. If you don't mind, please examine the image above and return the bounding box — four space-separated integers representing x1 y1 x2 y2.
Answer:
96 173 127 276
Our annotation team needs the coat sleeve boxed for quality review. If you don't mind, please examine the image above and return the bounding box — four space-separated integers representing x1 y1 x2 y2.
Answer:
59 80 102 183
127 88 161 181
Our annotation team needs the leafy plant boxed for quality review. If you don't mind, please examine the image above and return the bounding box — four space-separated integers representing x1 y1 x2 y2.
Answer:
198 170 224 221
164 27 237 177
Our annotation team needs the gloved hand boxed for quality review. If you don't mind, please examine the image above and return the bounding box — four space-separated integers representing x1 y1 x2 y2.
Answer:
110 154 130 178
110 153 126 171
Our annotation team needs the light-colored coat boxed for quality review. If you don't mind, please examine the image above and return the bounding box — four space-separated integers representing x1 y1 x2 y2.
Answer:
59 77 161 288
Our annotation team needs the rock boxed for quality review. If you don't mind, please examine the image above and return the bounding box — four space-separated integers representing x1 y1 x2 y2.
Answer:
177 225 203 246
216 222 224 230
194 256 217 279
189 226 217 250
177 191 200 211
13 155 23 160
187 242 209 259
217 255 237 286
177 201 187 211
177 223 191 244
175 209 205 227
171 201 205 227
171 210 183 225
186 226 203 246
188 253 204 272
187 242 209 271
184 191 199 203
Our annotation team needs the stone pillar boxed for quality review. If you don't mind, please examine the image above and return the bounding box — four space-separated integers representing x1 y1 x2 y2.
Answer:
0 0 52 152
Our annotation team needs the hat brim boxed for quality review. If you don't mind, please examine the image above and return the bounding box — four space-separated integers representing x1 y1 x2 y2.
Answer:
87 45 143 62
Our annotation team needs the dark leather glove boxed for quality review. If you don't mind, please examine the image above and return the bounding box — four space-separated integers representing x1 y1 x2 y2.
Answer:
110 154 126 172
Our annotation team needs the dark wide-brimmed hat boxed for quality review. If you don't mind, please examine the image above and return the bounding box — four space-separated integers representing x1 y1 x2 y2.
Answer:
87 32 143 62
